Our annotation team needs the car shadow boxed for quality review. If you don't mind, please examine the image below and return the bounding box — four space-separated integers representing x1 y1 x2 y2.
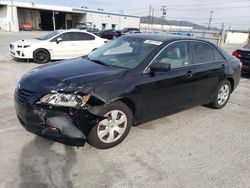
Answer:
19 136 77 188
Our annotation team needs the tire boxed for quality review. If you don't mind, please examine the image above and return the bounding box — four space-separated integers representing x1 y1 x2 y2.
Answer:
209 80 232 109
33 49 50 64
88 101 132 149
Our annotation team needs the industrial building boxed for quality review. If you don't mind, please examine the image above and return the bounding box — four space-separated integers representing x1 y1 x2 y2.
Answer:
0 1 140 32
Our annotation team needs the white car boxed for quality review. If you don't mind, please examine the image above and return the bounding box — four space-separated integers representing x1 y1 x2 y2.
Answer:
10 30 108 64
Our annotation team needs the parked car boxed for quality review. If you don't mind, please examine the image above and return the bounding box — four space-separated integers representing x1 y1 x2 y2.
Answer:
232 44 250 75
126 30 141 35
121 27 140 35
15 34 241 149
80 27 100 35
10 30 107 64
97 29 121 40
20 23 32 31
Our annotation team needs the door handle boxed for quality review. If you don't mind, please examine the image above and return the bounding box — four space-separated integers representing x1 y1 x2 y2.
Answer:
221 64 225 69
186 71 193 78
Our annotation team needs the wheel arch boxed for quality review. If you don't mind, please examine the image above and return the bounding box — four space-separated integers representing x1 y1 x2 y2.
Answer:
114 97 137 126
227 77 234 92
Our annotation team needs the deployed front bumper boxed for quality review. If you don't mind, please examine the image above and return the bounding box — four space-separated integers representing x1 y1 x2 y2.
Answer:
14 88 102 147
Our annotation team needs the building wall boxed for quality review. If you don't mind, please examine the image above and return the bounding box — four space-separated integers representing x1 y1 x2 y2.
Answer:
0 5 19 32
0 5 8 30
225 31 249 44
140 23 193 32
85 13 140 30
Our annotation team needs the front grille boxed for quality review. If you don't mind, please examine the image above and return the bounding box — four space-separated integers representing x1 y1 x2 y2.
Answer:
15 88 35 105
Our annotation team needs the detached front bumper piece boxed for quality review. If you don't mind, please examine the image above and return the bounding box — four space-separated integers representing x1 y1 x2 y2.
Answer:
17 113 86 147
15 93 86 146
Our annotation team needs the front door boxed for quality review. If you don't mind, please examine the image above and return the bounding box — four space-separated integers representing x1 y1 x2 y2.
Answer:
138 41 196 121
50 32 77 59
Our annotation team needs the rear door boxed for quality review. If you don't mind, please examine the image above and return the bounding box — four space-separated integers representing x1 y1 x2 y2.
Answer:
75 32 97 56
50 32 77 59
190 41 226 105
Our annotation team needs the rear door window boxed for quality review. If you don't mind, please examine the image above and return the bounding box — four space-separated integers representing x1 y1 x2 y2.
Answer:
191 41 214 64
76 32 95 41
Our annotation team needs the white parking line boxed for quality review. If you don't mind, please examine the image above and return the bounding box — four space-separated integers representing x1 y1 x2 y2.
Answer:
0 126 22 133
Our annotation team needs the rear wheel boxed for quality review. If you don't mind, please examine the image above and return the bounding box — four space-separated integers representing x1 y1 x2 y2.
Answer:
88 101 132 149
33 49 50 64
209 80 231 109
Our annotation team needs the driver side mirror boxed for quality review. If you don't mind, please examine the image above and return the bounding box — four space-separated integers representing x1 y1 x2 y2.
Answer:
150 63 171 72
56 38 62 44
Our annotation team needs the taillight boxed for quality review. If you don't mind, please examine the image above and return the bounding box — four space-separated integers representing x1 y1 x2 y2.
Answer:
232 50 241 58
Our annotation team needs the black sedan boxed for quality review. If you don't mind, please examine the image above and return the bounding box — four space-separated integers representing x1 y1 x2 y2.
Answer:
97 29 121 40
14 34 241 149
232 43 250 74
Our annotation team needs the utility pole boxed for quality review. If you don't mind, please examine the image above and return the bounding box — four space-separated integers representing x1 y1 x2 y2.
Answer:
219 23 225 46
148 5 151 30
52 11 56 31
160 5 167 31
10 0 14 31
248 27 250 44
151 8 154 30
207 11 214 30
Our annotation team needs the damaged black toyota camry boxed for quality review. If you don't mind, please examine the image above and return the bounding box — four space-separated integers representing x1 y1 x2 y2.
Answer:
14 34 241 149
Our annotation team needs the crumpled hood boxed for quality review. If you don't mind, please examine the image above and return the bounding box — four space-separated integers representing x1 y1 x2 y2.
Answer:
21 58 126 92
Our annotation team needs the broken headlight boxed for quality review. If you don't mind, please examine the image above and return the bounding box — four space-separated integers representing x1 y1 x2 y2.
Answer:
39 93 90 108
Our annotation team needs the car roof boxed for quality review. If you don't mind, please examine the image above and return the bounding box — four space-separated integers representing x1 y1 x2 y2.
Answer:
126 33 207 43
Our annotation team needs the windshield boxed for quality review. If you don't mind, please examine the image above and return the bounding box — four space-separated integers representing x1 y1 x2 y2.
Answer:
88 36 159 69
38 31 62 40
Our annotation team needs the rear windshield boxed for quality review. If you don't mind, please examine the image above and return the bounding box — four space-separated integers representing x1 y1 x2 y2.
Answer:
243 44 250 49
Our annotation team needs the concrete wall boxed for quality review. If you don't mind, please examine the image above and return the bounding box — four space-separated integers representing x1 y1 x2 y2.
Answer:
86 13 140 30
0 5 8 30
0 5 19 32
225 31 249 44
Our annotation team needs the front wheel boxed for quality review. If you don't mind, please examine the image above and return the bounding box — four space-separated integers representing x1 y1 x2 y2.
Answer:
209 80 232 109
88 101 132 149
33 49 50 64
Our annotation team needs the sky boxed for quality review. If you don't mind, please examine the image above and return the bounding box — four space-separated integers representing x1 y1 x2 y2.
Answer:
18 0 250 30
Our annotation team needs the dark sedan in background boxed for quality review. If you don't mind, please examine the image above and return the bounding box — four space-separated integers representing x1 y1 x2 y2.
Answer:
14 34 241 149
232 44 250 75
97 29 122 40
